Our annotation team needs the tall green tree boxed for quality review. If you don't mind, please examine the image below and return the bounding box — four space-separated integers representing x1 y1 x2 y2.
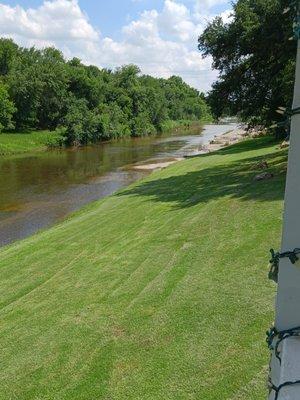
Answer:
36 48 69 129
0 38 19 76
198 0 296 127
0 38 211 144
0 83 15 132
7 47 43 129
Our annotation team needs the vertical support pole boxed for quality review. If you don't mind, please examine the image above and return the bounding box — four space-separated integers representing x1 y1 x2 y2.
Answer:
276 29 300 332
268 36 300 400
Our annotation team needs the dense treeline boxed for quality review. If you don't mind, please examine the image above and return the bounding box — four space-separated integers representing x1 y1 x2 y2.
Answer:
199 0 296 131
0 39 211 145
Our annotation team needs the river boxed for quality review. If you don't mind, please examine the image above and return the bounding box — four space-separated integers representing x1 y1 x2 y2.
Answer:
0 124 236 247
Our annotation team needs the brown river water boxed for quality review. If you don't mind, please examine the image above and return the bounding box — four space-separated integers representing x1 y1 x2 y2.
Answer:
0 124 236 247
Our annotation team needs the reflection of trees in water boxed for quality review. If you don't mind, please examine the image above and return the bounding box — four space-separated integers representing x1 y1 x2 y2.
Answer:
0 124 232 246
0 132 195 196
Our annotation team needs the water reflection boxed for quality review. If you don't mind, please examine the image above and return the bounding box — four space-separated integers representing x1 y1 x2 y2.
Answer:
0 124 236 246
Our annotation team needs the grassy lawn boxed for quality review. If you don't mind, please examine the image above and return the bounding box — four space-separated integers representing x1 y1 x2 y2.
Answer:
0 137 287 399
0 131 62 156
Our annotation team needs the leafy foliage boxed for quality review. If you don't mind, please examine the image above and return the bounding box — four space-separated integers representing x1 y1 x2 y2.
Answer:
198 0 296 128
0 38 211 145
0 82 15 132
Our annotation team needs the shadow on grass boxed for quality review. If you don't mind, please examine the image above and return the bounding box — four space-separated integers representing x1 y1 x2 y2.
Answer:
118 140 287 209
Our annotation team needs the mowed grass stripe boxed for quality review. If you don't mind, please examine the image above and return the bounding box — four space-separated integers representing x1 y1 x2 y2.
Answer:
0 136 286 399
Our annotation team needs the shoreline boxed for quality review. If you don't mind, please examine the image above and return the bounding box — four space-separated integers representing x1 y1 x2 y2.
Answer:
0 121 210 158
0 136 284 399
131 127 247 171
196 127 247 153
0 123 238 247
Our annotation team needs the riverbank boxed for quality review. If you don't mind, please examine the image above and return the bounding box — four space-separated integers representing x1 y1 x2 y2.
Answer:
0 136 286 399
0 121 209 157
0 130 63 156
0 123 232 247
132 126 244 171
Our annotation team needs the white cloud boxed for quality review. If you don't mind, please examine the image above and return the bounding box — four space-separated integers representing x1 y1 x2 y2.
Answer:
158 0 195 41
195 0 229 12
220 9 233 24
0 0 99 41
0 0 232 91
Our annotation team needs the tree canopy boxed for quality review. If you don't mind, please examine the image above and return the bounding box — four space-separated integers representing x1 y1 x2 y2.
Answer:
198 0 296 129
0 39 211 145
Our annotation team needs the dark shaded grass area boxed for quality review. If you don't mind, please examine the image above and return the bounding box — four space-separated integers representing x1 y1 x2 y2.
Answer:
119 137 286 207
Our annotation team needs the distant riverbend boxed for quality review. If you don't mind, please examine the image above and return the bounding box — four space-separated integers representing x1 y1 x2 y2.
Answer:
0 123 236 247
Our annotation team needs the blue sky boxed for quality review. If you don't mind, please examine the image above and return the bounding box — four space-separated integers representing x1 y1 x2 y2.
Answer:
1 1 231 36
0 0 232 91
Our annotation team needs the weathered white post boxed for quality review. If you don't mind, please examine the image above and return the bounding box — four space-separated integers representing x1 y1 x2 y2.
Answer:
268 3 300 399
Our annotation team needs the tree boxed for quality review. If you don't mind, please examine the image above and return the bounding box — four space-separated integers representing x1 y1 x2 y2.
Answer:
0 38 212 144
36 48 69 129
7 47 44 129
0 38 19 76
198 0 296 127
0 83 15 132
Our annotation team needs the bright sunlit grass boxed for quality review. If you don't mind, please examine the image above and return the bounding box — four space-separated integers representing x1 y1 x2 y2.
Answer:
0 130 61 156
0 137 287 399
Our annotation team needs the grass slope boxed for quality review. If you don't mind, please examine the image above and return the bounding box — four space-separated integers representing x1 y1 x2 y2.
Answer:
0 131 61 156
0 137 287 400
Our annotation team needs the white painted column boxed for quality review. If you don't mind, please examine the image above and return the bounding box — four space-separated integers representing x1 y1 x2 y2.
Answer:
268 39 300 399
